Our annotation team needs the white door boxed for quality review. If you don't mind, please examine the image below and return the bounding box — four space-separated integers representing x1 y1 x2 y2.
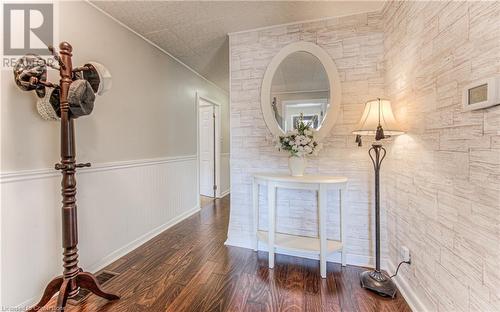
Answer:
199 105 215 197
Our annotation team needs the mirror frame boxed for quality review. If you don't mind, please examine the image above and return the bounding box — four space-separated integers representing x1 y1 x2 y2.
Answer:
261 42 342 140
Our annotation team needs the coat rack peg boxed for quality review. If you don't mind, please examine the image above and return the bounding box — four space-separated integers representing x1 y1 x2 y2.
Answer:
72 65 91 73
47 63 60 71
75 162 91 168
37 80 58 88
27 76 58 98
54 163 67 170
48 45 66 70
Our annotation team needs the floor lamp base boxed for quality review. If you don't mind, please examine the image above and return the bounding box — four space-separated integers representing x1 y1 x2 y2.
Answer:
360 270 397 298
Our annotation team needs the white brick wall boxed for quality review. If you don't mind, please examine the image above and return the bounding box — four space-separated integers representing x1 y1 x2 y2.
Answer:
228 12 386 265
383 2 500 311
228 2 500 311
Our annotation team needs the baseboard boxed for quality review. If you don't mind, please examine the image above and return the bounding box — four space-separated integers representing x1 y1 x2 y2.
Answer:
224 238 375 268
386 260 431 312
219 189 230 198
16 205 201 310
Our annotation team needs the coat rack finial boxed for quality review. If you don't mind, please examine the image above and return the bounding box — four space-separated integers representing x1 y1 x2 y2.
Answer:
60 41 73 53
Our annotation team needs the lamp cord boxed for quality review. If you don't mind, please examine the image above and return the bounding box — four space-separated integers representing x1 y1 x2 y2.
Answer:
390 260 411 279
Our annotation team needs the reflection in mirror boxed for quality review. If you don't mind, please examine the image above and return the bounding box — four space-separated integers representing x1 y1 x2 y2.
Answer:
270 51 330 132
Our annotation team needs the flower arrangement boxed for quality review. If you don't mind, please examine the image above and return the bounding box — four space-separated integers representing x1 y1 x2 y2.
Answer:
276 114 323 157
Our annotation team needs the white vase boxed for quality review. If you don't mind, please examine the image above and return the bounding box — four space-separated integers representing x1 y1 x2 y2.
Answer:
288 156 306 176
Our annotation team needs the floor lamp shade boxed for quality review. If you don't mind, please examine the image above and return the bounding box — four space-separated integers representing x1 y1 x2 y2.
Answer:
353 98 404 137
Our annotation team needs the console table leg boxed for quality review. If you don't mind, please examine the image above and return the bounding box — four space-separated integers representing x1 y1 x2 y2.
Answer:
340 187 347 267
253 179 259 251
268 182 276 269
319 185 327 278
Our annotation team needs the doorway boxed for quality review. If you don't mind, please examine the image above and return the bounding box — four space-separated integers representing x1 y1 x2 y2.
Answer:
197 94 221 203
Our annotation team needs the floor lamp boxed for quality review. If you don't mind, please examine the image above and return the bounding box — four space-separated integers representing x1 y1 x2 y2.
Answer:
353 98 404 298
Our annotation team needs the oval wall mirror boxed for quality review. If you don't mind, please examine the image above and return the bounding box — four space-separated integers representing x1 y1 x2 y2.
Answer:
261 42 341 140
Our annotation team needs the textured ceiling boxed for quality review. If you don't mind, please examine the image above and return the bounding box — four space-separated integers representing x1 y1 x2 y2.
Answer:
91 1 385 91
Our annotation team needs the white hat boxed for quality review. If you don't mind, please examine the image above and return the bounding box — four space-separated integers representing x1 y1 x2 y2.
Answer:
83 62 112 95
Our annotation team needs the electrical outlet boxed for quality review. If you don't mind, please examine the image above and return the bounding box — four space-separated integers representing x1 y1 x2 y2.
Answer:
401 246 411 263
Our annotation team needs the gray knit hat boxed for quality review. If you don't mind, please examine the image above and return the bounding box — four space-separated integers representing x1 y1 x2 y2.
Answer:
68 79 95 117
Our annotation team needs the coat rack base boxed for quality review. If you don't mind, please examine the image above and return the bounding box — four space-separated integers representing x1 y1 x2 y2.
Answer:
27 270 119 312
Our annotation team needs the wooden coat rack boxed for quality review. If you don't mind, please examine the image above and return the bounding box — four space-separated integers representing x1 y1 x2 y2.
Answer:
26 42 119 311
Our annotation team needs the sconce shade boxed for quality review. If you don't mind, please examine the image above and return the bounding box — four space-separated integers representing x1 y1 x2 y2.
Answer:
353 98 404 136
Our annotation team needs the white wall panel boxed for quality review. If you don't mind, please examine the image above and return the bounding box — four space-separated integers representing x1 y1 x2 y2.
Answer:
1 156 198 308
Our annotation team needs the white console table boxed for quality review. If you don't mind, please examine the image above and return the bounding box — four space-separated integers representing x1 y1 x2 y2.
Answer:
253 173 348 278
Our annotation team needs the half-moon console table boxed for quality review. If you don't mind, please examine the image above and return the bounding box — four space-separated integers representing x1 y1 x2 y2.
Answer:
252 173 348 278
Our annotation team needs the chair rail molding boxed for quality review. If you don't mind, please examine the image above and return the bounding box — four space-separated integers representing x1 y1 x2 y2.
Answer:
0 155 197 183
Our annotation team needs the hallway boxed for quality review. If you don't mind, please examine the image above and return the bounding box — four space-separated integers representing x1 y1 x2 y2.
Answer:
47 196 411 311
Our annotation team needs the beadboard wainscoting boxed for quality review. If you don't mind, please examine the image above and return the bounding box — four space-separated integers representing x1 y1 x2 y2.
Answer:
227 12 386 270
0 155 198 308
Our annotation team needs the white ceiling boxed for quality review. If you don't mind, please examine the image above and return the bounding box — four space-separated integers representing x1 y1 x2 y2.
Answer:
91 1 385 91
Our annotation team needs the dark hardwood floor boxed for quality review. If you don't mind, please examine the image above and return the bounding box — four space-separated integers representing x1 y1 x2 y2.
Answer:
47 195 411 311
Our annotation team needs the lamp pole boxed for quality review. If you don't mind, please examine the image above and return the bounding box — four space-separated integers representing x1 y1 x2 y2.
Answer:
359 143 397 298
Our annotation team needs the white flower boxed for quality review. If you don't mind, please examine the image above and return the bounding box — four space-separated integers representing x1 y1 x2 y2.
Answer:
296 135 310 145
275 123 323 157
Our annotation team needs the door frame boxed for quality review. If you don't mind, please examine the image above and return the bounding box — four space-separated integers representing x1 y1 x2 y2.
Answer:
196 92 222 206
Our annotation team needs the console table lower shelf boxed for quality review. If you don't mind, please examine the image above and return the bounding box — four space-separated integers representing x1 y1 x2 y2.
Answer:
257 231 343 254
